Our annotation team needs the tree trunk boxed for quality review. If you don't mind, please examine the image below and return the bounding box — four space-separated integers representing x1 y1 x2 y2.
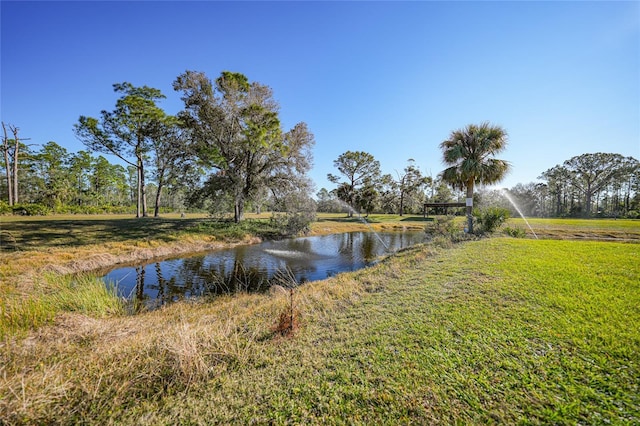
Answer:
12 134 19 204
466 179 474 233
154 181 163 218
4 150 12 205
234 200 244 223
2 123 13 206
136 163 142 218
399 191 404 216
585 183 593 217
140 160 148 217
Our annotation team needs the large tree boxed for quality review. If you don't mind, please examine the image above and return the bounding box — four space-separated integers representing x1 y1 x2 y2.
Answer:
562 153 634 217
439 122 510 233
327 150 381 217
174 70 314 222
148 118 197 217
74 82 171 217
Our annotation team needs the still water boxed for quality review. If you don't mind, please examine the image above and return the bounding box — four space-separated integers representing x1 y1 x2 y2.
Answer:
102 231 426 309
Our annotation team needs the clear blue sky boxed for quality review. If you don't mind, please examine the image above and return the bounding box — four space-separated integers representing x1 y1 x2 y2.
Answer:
2 1 639 193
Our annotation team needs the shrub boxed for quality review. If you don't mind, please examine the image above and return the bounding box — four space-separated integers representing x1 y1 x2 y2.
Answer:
475 207 510 235
503 226 526 238
625 210 640 219
270 210 316 236
0 200 11 215
17 203 51 216
424 215 473 244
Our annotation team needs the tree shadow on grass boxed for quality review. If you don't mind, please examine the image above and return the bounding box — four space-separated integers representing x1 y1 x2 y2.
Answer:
400 216 435 222
0 217 212 251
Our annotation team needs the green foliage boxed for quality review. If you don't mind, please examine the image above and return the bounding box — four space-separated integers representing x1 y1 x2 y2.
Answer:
0 274 124 338
4 238 637 423
0 202 137 216
503 226 526 238
625 210 640 219
191 219 281 240
0 203 52 216
51 204 136 215
439 122 511 233
474 207 511 234
0 200 10 214
270 210 316 236
74 81 174 218
439 122 510 190
423 215 470 246
174 71 315 223
327 151 382 216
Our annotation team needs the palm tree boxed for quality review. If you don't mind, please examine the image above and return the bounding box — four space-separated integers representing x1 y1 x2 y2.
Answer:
439 122 511 233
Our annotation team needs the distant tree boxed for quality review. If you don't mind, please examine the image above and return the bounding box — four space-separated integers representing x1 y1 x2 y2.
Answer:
1 122 30 205
563 153 634 217
439 122 510 233
354 181 379 217
432 179 454 204
622 158 640 215
508 182 543 217
376 174 397 214
74 82 171 217
316 188 339 213
174 70 315 222
30 141 72 208
392 159 429 216
68 151 93 206
126 165 137 206
327 151 381 217
539 165 573 216
91 156 128 205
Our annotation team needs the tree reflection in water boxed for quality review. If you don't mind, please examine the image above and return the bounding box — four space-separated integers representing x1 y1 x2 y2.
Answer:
104 231 426 311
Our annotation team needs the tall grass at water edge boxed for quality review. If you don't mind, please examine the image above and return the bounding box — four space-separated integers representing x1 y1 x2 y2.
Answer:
1 237 638 424
0 274 124 338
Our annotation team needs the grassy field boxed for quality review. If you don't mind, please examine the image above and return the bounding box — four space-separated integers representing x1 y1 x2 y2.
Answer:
0 214 639 424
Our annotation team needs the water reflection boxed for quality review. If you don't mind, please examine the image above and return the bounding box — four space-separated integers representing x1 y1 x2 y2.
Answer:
103 231 426 310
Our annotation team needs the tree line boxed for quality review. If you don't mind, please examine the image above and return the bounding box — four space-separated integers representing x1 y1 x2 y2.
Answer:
490 152 639 219
319 124 639 223
2 71 316 226
2 72 639 221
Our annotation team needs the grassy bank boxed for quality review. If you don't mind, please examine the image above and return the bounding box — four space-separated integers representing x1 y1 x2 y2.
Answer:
1 215 638 335
1 237 638 424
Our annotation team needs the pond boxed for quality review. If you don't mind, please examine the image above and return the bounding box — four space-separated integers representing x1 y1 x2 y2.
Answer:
102 231 427 309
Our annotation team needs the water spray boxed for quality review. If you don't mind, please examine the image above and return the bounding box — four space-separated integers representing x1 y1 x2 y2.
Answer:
336 200 391 252
500 189 539 239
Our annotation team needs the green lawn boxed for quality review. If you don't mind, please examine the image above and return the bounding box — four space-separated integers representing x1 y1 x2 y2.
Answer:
2 237 637 424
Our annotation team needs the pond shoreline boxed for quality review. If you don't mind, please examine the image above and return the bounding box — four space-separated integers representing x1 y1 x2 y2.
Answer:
103 231 430 307
35 222 426 279
1 235 263 291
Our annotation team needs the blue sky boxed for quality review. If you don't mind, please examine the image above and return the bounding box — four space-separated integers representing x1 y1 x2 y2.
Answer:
2 1 639 193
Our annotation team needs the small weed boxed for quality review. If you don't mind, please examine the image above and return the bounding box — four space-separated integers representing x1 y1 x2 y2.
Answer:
270 270 301 337
503 226 526 238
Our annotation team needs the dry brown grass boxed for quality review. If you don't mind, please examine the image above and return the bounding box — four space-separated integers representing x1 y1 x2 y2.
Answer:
1 234 637 424
0 262 375 423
